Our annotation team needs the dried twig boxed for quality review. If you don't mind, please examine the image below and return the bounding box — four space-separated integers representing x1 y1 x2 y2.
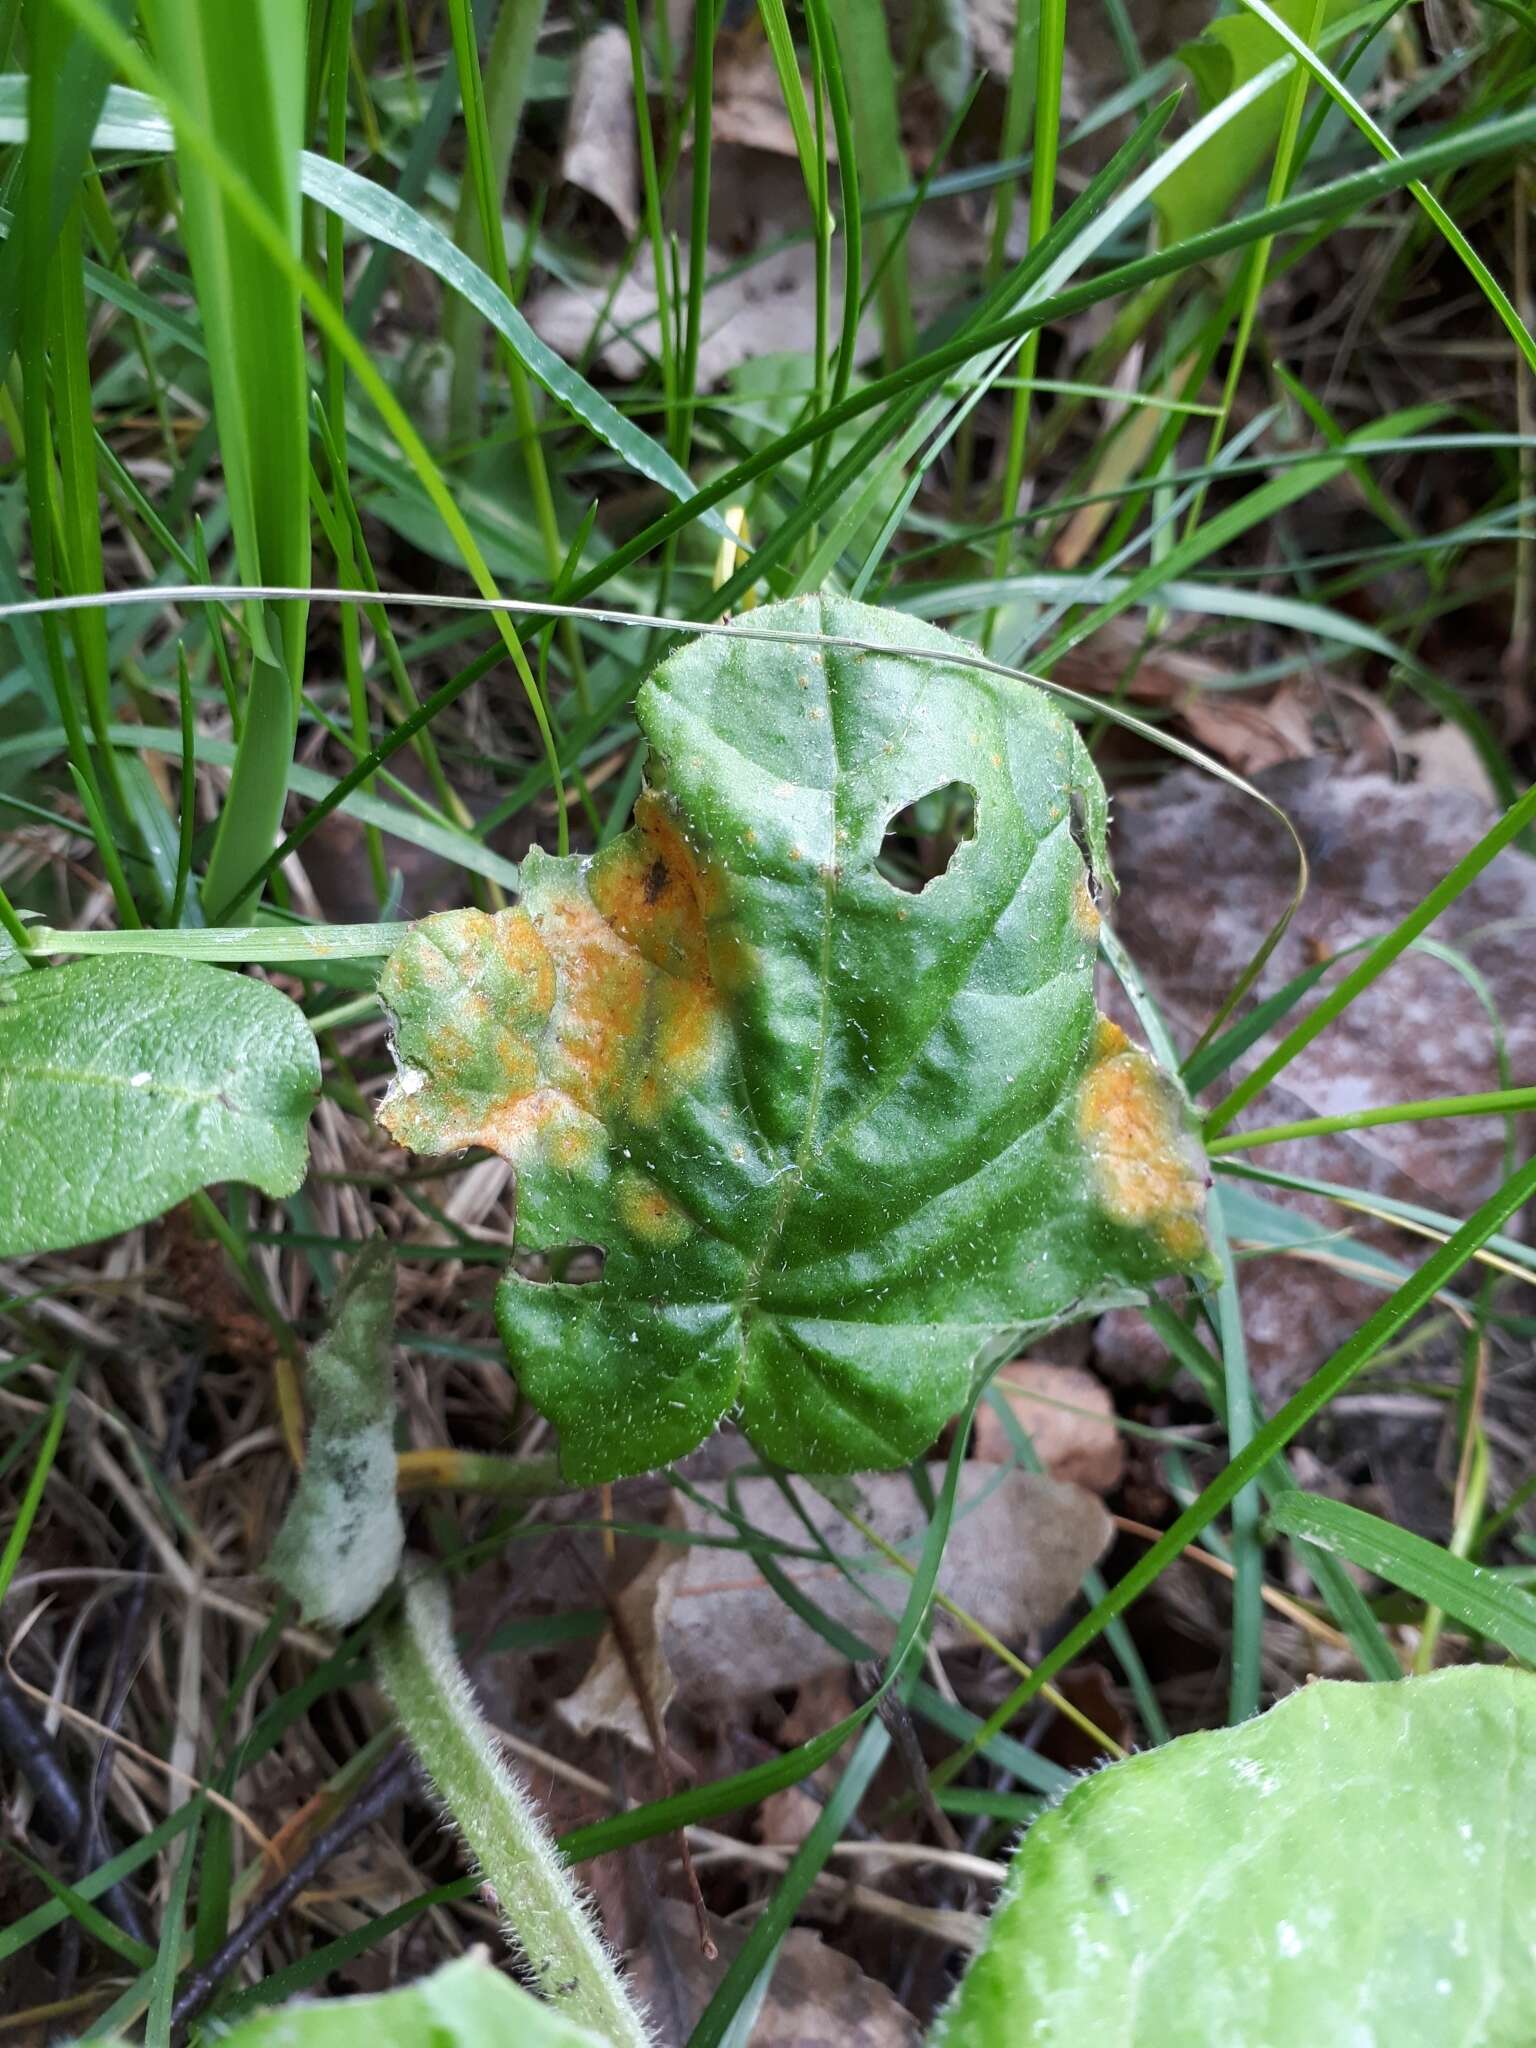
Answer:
169 1746 416 2031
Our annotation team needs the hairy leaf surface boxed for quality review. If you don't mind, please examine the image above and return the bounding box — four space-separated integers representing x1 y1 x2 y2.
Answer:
211 1954 605 2047
0 955 318 1255
936 1667 1536 2046
379 595 1212 1481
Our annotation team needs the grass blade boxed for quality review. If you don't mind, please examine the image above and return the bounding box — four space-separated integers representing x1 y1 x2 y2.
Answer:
930 1153 1536 1788
1269 1493 1536 1665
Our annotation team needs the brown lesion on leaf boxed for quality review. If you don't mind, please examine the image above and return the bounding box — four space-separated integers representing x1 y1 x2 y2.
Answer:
1078 1018 1208 1262
378 789 730 1172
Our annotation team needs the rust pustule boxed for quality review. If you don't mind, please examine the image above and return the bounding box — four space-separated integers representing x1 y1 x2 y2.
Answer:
379 789 731 1168
1078 1018 1207 1260
1071 873 1101 942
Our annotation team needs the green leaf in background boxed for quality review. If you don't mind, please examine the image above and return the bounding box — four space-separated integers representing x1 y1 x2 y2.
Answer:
936 1667 1536 2047
268 1242 403 1629
207 1953 606 2048
377 596 1215 1483
0 956 318 1255
1154 0 1357 245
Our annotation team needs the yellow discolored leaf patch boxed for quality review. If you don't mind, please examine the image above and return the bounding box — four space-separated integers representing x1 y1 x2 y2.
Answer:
1071 873 1102 942
1078 1019 1208 1261
378 790 728 1170
615 1169 692 1248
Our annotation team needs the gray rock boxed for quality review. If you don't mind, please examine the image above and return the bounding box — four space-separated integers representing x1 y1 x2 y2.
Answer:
1097 762 1536 1400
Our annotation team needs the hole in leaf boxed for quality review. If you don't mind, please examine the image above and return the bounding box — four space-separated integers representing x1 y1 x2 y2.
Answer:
1068 787 1095 876
515 1244 607 1286
878 782 977 893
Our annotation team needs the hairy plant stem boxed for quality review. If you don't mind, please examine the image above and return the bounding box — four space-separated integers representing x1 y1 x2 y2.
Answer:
374 1568 652 2047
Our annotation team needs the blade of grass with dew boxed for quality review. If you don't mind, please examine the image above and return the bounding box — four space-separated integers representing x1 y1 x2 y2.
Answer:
1208 1087 1536 1156
758 0 837 442
13 33 141 927
44 199 128 838
1201 1187 1263 1724
990 0 1064 601
445 0 573 651
1214 1159 1536 1288
694 1717 896 2048
1270 1492 1536 1664
315 2 386 911
804 0 862 447
0 0 132 375
1179 0 1330 556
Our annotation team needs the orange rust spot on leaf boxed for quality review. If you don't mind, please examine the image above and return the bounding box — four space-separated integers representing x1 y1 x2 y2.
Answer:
380 789 731 1169
495 908 557 1009
533 885 652 1122
590 791 719 980
1072 874 1101 942
1079 1018 1207 1259
615 1170 690 1247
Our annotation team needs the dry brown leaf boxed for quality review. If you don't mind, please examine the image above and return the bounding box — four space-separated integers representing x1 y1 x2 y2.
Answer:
556 1518 680 1750
665 1467 1110 1703
527 245 872 386
972 1359 1124 1493
562 26 640 233
630 1898 922 2048
560 1464 1110 1737
1177 685 1318 775
780 1669 859 1747
1406 720 1500 803
527 161 975 388
709 27 830 159
757 1783 822 1848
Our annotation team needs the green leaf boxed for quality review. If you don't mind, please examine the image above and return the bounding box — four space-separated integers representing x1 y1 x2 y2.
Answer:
937 1667 1536 2047
1269 1493 1536 1664
377 596 1214 1483
267 1243 403 1629
1154 0 1358 245
206 1953 607 2048
0 956 318 1256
